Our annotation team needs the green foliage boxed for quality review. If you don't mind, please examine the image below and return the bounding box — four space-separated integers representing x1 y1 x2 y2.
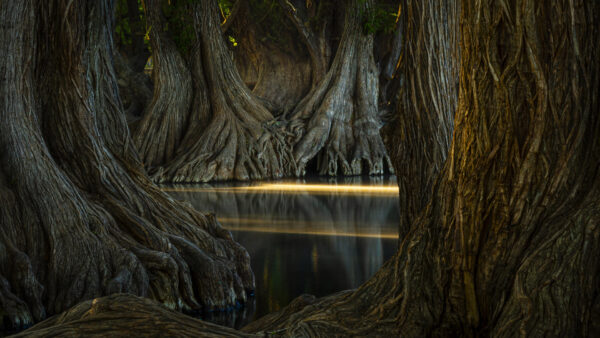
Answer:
360 1 398 35
115 0 133 45
115 0 148 49
218 0 235 18
160 0 198 54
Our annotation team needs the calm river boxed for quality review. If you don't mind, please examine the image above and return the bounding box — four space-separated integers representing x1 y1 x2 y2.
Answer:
163 176 399 329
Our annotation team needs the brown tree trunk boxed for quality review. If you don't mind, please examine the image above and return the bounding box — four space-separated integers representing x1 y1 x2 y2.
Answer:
382 0 459 238
0 0 253 332
278 0 333 88
138 0 296 183
244 0 600 336
230 1 313 115
289 0 393 177
132 0 194 168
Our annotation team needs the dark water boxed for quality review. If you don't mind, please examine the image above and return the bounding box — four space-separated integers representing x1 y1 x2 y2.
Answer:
163 176 399 329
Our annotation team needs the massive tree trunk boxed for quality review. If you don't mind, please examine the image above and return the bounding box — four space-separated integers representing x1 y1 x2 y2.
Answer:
382 0 458 238
0 0 253 332
134 0 296 183
243 0 600 336
289 0 393 177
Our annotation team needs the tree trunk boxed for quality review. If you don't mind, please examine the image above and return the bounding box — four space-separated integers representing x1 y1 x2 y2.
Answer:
140 0 296 183
0 0 253 332
289 0 393 177
382 0 458 238
230 1 313 115
243 0 600 336
11 294 256 337
278 0 333 88
132 0 194 168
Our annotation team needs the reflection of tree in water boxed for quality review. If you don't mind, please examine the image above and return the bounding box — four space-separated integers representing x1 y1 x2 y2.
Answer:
165 177 399 320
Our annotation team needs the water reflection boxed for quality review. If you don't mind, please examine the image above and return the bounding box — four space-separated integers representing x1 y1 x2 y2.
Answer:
163 176 399 329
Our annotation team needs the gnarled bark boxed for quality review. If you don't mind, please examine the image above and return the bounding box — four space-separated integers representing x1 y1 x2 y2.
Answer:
11 294 255 338
132 0 194 168
0 0 253 332
141 0 296 183
382 0 458 237
289 0 393 177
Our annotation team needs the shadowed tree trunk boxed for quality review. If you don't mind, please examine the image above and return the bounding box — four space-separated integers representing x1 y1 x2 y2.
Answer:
134 0 296 183
231 1 313 115
132 0 194 168
113 0 152 121
0 0 253 332
382 0 458 238
289 0 393 177
278 0 334 89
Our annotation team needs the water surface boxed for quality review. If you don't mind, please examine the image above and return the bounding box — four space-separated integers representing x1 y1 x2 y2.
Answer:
163 176 399 328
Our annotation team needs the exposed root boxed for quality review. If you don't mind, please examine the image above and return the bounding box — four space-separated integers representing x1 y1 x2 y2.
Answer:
154 117 295 183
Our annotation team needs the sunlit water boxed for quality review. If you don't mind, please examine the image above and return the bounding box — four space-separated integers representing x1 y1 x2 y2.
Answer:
162 176 399 329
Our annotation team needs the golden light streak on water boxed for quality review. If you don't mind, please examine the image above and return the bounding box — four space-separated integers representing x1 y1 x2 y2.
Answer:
218 218 398 239
162 183 399 196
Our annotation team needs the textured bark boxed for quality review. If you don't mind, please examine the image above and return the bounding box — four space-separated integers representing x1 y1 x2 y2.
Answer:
0 0 253 333
11 294 256 338
148 0 297 183
290 0 393 177
132 0 194 168
244 0 600 336
382 0 458 237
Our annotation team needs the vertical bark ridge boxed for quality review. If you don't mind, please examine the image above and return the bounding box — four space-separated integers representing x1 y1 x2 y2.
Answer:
382 0 459 238
132 0 193 168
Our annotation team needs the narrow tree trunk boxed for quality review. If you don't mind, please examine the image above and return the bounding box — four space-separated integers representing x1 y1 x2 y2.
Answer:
132 0 194 168
153 0 296 183
113 0 152 121
382 0 458 238
290 0 393 177
0 0 253 332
